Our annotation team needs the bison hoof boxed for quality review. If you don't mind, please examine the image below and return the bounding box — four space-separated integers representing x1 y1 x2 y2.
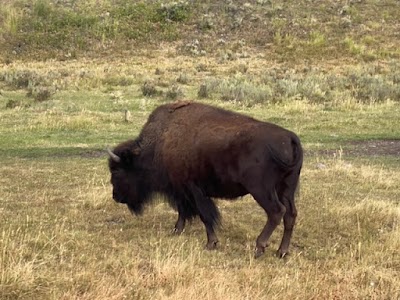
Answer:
277 249 288 258
172 227 184 235
254 246 265 259
205 241 218 250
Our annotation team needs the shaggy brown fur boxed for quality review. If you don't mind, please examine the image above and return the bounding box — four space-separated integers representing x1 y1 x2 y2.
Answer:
108 101 303 258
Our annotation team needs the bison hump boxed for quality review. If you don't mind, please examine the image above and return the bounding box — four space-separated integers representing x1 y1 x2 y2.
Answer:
168 101 191 113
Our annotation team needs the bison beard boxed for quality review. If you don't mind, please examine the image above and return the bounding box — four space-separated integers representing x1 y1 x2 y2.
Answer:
108 101 303 258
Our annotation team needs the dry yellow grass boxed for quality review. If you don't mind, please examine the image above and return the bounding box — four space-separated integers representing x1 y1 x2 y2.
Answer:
1 136 399 299
1 46 400 299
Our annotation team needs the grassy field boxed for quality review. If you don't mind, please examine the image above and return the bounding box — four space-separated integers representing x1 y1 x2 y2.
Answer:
1 0 400 299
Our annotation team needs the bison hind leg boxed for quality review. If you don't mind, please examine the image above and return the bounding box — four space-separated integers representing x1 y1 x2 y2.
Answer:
276 174 299 257
250 188 286 258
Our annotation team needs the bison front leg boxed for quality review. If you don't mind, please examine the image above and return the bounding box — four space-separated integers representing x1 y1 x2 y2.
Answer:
199 215 219 250
172 201 193 235
189 183 220 250
173 213 186 234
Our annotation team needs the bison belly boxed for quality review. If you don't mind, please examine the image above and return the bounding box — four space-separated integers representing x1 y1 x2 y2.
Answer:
200 179 248 199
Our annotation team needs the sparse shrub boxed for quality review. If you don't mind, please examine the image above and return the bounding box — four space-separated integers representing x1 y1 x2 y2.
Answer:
141 81 161 97
27 86 54 102
273 31 298 55
198 14 214 30
200 76 273 105
220 79 273 105
195 63 208 72
0 4 21 35
33 0 52 18
220 83 245 102
165 85 184 100
1 69 62 102
110 91 123 101
389 61 400 84
158 1 190 22
230 63 248 74
177 73 190 84
197 78 220 99
339 16 352 29
155 68 164 75
2 69 66 92
198 83 209 98
185 39 206 56
362 35 377 46
34 88 52 102
275 78 300 99
102 76 134 87
218 50 237 62
309 31 326 48
299 77 329 103
260 64 400 104
347 72 400 102
3 70 36 89
361 51 378 62
343 37 365 56
5 99 23 109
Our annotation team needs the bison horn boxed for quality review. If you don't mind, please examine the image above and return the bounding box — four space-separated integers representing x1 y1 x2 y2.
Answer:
107 148 121 163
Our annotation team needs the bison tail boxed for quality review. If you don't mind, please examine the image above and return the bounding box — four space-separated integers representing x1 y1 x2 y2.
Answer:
290 134 303 169
269 134 303 171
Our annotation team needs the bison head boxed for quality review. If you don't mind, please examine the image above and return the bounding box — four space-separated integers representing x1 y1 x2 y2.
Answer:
107 141 148 215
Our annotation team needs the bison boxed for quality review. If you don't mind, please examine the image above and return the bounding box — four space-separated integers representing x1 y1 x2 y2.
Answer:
107 101 303 258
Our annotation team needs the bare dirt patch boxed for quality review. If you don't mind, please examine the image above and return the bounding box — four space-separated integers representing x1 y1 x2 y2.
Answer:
80 149 106 159
347 140 400 157
308 139 400 158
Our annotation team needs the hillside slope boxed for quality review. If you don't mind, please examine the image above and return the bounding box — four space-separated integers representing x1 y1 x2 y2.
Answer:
0 0 399 62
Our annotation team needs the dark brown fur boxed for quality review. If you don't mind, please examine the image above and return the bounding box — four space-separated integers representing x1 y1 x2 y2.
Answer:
108 102 303 257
